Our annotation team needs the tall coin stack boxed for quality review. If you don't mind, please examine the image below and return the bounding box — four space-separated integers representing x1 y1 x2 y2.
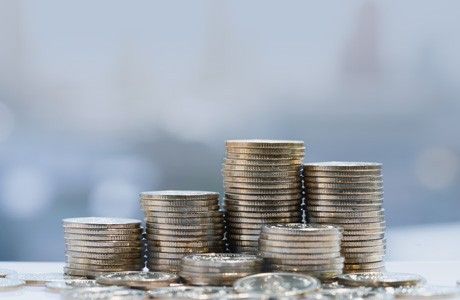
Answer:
223 140 305 253
258 224 344 280
63 217 144 278
304 162 386 273
140 191 225 273
180 253 263 286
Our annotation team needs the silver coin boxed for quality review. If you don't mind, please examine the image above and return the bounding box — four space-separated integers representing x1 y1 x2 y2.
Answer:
225 187 302 195
65 245 143 253
63 227 143 235
226 240 260 248
304 162 381 170
307 193 384 201
147 246 223 254
309 209 384 218
260 251 341 260
261 223 342 236
264 256 345 266
15 272 70 285
226 216 301 224
225 193 302 200
307 188 384 195
305 182 383 190
223 170 300 178
266 263 343 273
180 271 254 286
305 176 383 183
343 255 385 264
258 239 340 249
146 223 225 231
224 175 300 184
145 217 223 225
150 240 223 248
146 234 223 242
337 272 425 288
226 234 260 242
62 286 145 300
233 272 320 296
307 205 382 213
140 190 219 200
226 139 304 148
224 205 300 213
223 164 301 172
63 217 141 229
66 262 143 271
66 251 142 260
342 239 386 247
182 253 262 267
258 233 341 242
309 216 385 224
96 271 179 290
66 257 143 266
225 147 305 155
0 278 25 290
46 279 99 292
64 233 142 241
394 285 460 299
304 170 382 177
224 158 302 166
147 285 232 299
143 205 220 213
224 182 302 190
141 199 219 207
180 265 261 275
344 261 386 270
259 245 341 254
65 240 142 248
0 269 17 278
226 211 301 218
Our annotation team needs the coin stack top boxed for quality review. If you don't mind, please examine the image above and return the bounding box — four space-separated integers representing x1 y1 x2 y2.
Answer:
258 223 344 280
304 162 386 273
179 253 263 286
62 217 144 278
140 190 224 273
223 139 305 253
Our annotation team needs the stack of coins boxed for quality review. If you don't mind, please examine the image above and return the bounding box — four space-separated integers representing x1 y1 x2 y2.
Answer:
258 224 344 280
63 217 144 278
140 191 225 273
303 162 386 273
223 140 305 253
180 253 263 286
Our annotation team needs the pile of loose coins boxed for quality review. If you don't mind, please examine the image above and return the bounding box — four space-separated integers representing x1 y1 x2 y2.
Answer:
223 140 305 253
140 191 225 273
62 217 144 277
180 253 263 286
304 162 386 273
258 224 344 280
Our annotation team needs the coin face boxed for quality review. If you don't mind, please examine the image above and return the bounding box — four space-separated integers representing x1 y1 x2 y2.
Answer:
96 271 179 290
0 278 25 290
233 272 320 296
337 272 425 288
62 217 141 229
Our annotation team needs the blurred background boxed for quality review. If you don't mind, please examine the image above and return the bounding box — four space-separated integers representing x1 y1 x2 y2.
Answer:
0 0 459 261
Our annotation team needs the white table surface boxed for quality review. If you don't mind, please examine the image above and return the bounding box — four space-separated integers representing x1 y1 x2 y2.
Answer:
0 261 459 299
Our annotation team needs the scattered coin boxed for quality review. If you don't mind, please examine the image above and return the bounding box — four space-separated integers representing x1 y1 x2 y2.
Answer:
62 286 145 300
233 272 320 297
46 279 99 292
147 286 233 299
96 271 179 290
0 278 25 290
394 285 460 299
336 272 425 288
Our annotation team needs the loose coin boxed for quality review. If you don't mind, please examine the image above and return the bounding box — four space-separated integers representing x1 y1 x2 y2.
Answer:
337 272 425 287
0 278 25 290
15 272 70 285
394 285 460 299
96 271 179 290
147 286 232 299
62 286 145 300
233 272 320 296
46 279 98 292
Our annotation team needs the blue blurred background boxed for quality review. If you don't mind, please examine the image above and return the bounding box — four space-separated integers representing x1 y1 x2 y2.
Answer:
0 0 459 261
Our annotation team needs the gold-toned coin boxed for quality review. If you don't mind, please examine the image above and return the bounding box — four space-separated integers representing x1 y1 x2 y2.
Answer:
342 239 386 247
226 228 261 235
144 211 223 218
225 223 265 230
343 255 384 264
147 252 185 259
224 176 300 184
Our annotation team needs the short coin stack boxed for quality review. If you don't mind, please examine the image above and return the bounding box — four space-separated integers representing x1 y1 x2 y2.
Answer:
304 162 386 273
223 140 305 253
258 224 344 280
63 217 144 278
180 253 263 286
140 191 224 273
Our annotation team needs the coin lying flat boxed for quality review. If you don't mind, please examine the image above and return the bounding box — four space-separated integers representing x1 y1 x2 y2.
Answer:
14 272 70 285
337 272 425 288
46 279 99 292
96 271 179 290
147 286 232 299
233 272 319 296
140 190 219 200
394 285 460 299
0 278 26 290
0 269 17 278
62 286 145 300
62 217 141 229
